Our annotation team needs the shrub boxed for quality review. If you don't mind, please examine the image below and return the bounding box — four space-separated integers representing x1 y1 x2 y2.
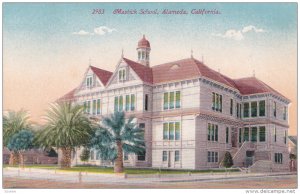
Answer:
222 151 233 168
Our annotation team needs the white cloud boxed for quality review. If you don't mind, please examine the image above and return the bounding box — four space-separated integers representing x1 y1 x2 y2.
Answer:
212 25 265 41
72 30 92 36
72 26 116 36
242 25 265 33
94 26 116 35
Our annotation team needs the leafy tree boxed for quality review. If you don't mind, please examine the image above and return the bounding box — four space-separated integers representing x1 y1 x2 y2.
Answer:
90 111 145 173
222 151 234 168
80 148 90 164
7 130 34 167
36 102 94 168
3 110 31 165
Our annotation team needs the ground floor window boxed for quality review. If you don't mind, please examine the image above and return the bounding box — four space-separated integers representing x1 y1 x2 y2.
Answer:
275 153 283 164
175 150 180 162
162 151 168 161
208 151 218 163
124 152 128 161
137 151 146 161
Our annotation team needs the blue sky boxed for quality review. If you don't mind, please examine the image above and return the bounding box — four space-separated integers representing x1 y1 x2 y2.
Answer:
3 3 298 134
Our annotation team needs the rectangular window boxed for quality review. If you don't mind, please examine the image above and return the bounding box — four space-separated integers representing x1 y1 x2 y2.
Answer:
208 123 211 141
226 127 229 143
239 104 242 118
96 151 100 160
119 96 123 111
284 131 287 144
90 150 94 160
92 100 97 115
208 123 218 142
251 127 257 142
86 76 93 88
212 93 216 110
175 91 181 108
97 99 101 114
163 123 168 140
87 101 91 114
259 100 265 117
244 127 249 142
239 128 242 143
275 153 283 164
130 94 135 111
259 126 266 142
230 99 233 115
137 151 146 161
124 152 128 161
114 97 118 112
215 125 218 141
283 106 287 120
125 95 130 111
273 101 277 117
163 93 169 110
169 92 175 109
175 151 180 162
162 151 167 161
144 94 148 111
274 127 277 142
220 95 222 112
208 151 218 163
236 103 240 118
169 123 175 140
251 101 258 117
175 122 180 140
243 103 250 118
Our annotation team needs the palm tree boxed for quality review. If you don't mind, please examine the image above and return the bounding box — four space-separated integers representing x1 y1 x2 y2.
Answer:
3 110 31 165
36 102 94 168
90 111 145 173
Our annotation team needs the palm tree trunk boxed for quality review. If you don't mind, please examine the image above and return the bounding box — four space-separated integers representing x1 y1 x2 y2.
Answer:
61 147 72 168
114 140 124 173
9 152 19 165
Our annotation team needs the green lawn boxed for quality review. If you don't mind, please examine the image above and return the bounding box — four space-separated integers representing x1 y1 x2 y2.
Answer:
4 164 239 174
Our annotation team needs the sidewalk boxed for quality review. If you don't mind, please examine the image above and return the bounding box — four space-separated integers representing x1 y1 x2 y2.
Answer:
3 167 296 185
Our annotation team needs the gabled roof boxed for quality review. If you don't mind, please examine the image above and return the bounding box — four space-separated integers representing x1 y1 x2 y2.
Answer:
90 66 113 86
233 77 290 101
152 58 237 89
56 88 77 102
123 57 153 84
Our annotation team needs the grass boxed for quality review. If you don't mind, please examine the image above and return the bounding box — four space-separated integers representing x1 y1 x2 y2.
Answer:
4 164 239 174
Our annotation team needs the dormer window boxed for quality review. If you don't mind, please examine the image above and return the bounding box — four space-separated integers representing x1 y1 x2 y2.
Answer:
119 69 126 82
86 76 93 88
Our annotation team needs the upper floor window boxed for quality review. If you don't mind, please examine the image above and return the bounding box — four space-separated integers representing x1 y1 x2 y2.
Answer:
251 127 257 142
273 101 277 117
207 123 218 142
251 101 258 117
283 106 287 120
115 94 135 112
274 127 277 142
239 128 242 143
86 76 93 88
236 103 242 118
119 69 126 82
259 126 266 142
243 103 249 118
144 94 149 111
163 91 181 110
230 99 233 115
244 127 249 142
226 127 229 143
163 122 180 140
284 130 287 144
212 92 222 112
259 100 265 117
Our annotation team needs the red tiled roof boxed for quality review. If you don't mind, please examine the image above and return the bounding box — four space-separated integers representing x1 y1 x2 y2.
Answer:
152 58 237 89
90 66 113 86
56 88 77 102
123 57 153 84
233 77 289 100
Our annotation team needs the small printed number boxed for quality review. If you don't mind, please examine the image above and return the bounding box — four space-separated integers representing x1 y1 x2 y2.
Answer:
92 9 104 14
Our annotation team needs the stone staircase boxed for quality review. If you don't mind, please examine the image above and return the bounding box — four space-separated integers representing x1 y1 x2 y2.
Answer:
232 141 255 167
248 160 273 172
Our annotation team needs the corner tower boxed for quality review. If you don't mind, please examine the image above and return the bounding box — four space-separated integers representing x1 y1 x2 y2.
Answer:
137 35 151 66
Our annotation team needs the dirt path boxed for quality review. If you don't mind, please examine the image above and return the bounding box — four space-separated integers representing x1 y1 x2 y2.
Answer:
3 175 297 189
